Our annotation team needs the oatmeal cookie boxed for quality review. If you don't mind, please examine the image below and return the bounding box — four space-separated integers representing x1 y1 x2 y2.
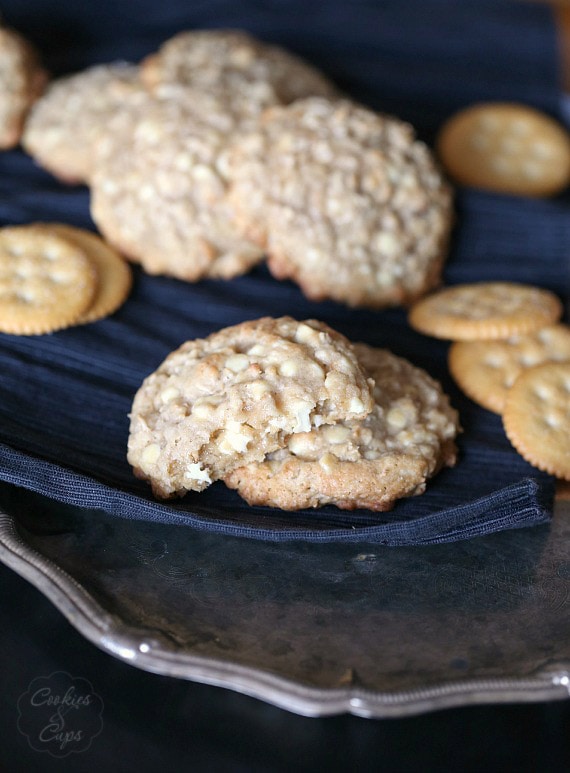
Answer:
141 29 338 125
0 25 47 149
22 62 145 184
90 93 263 280
127 317 374 498
224 344 459 511
223 97 452 308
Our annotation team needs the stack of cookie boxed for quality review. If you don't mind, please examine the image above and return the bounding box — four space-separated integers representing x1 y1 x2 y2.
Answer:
409 281 570 481
20 28 453 309
127 317 460 511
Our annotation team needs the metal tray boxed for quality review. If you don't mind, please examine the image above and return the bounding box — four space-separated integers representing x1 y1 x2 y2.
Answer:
0 482 568 718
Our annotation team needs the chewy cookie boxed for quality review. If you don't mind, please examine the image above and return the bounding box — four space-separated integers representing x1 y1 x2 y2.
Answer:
22 62 145 184
409 282 562 341
503 362 570 480
437 102 570 197
0 224 96 335
224 344 460 511
449 325 570 414
223 97 453 308
127 317 374 498
0 25 47 149
50 224 132 324
90 94 264 280
141 29 339 124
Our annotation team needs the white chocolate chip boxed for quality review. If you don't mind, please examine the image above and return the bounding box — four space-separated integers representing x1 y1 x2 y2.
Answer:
387 407 409 429
184 462 211 484
218 421 254 454
319 452 337 472
349 397 366 415
374 231 399 256
225 353 249 372
247 344 267 357
141 443 160 467
322 424 352 444
291 400 313 432
279 358 299 377
288 434 313 456
160 386 180 404
248 379 271 399
295 323 318 344
192 394 223 418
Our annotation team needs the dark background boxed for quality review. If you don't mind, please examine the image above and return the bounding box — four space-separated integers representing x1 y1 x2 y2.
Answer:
1 1 569 770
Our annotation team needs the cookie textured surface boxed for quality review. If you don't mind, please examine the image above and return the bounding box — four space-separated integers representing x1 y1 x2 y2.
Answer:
22 62 144 184
449 325 570 414
503 362 570 480
0 224 96 335
91 94 264 280
51 224 132 323
127 317 374 498
409 282 562 341
225 344 460 511
224 97 453 308
0 25 47 149
141 29 338 124
437 102 570 197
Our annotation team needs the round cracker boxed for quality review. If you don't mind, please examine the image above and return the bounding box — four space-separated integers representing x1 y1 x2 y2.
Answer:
437 102 570 197
0 224 97 335
449 324 570 414
409 282 562 341
51 224 132 323
503 362 570 480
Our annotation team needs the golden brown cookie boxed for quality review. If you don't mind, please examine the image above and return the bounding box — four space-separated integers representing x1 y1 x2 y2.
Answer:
127 317 374 498
0 224 97 335
0 25 47 149
409 282 562 341
448 325 570 414
503 362 570 480
437 102 570 197
224 344 460 511
223 97 453 309
51 224 132 323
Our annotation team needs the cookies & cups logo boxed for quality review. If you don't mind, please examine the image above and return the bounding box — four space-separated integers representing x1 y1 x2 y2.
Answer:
17 671 104 758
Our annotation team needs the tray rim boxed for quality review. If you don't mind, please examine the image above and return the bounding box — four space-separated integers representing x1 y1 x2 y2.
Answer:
1 507 569 719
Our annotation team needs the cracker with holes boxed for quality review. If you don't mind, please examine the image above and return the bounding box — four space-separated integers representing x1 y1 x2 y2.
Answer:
22 62 145 184
127 317 375 498
437 102 570 197
224 344 460 511
409 282 562 341
0 224 97 335
449 325 570 414
50 224 132 324
0 24 47 149
503 362 570 480
223 97 453 308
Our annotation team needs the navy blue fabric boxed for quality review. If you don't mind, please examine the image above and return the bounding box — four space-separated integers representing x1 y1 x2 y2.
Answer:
0 0 565 543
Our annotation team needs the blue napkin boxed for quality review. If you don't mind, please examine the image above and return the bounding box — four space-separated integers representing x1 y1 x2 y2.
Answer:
0 0 565 544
